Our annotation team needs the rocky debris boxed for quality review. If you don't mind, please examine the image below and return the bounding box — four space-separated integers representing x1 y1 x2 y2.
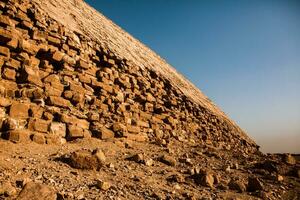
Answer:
276 175 284 182
129 153 145 164
128 153 154 166
67 149 106 170
96 180 111 191
160 154 177 166
193 169 215 188
17 182 57 200
284 154 296 165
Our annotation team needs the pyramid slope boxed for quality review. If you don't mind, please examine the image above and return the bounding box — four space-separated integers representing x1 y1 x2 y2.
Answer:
0 0 258 153
33 0 255 145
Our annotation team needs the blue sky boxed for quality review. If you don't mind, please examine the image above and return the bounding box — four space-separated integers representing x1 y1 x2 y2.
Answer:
85 0 300 153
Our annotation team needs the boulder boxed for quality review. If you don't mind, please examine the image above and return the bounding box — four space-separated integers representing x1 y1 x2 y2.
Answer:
68 149 106 170
17 182 57 200
247 177 264 192
160 154 176 166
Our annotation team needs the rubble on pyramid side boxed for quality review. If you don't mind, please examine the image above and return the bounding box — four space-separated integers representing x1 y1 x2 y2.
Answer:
0 0 258 154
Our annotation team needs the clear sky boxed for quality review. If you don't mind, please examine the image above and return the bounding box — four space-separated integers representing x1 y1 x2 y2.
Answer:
85 0 300 153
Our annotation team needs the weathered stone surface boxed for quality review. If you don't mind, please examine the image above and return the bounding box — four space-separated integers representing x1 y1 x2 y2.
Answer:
47 96 72 108
49 122 66 137
96 127 115 140
67 124 85 140
0 97 12 107
9 102 30 119
17 182 57 200
32 132 46 144
0 0 258 156
68 149 105 170
60 114 89 129
0 46 10 57
112 122 127 137
6 130 31 143
0 15 12 27
22 65 43 86
96 180 111 191
2 67 16 80
160 155 176 166
28 118 50 133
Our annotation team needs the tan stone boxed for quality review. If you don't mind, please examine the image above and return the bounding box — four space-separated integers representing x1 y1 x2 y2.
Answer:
68 150 103 170
67 125 84 139
77 60 89 69
19 39 39 55
0 28 13 43
47 96 72 108
6 37 19 49
60 114 89 129
9 102 30 119
0 46 10 57
124 133 148 142
48 36 61 46
5 58 21 69
32 132 46 144
2 68 16 80
17 182 57 200
0 97 11 107
49 122 66 137
21 65 43 87
6 130 31 143
45 84 63 96
0 15 12 27
127 125 140 134
28 118 50 133
96 127 114 140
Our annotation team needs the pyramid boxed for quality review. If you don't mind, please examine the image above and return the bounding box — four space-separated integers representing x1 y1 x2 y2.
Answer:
0 0 257 153
2 0 299 199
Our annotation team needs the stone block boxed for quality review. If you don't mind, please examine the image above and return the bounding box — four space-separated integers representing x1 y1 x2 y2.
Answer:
76 60 89 69
2 68 16 80
9 102 30 119
0 46 10 57
0 15 12 27
45 84 63 96
49 122 66 138
19 39 39 55
46 134 66 145
6 130 31 143
32 132 46 144
48 36 61 46
5 58 21 69
67 124 84 140
28 118 50 133
20 65 43 87
60 113 89 128
127 125 140 134
47 96 72 108
0 28 13 43
96 127 114 140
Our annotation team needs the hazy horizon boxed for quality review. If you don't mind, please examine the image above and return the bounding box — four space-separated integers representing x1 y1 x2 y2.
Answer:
85 0 300 153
